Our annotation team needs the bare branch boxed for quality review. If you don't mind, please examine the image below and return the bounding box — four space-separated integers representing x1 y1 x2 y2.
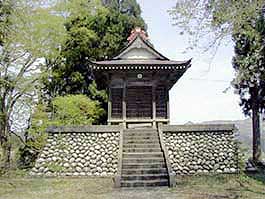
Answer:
8 77 39 116
10 130 25 145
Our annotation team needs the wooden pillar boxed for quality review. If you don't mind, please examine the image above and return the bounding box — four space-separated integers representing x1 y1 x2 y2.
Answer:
108 86 112 125
122 78 126 128
166 85 170 124
107 74 111 125
152 84 156 128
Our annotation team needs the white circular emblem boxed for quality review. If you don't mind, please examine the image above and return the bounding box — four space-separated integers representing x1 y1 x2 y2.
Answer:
137 73 143 79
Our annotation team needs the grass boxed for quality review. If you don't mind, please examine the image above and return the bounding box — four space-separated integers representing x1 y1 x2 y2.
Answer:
0 172 264 199
0 176 114 199
173 172 265 199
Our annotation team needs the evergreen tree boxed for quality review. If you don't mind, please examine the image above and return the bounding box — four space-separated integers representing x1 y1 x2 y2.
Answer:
170 0 265 163
43 1 146 123
101 0 142 18
232 10 265 163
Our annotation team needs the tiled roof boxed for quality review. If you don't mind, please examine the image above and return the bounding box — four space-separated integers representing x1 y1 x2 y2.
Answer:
89 59 191 70
88 28 192 71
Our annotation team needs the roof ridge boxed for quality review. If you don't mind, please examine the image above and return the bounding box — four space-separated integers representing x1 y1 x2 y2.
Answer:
112 35 169 60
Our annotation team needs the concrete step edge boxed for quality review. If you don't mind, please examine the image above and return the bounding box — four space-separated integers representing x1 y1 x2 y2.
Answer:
122 168 167 171
122 174 168 177
123 152 163 155
123 149 162 152
123 158 164 160
124 138 159 140
123 140 159 144
124 129 157 132
124 134 159 136
121 169 168 175
123 145 160 146
123 148 161 150
120 179 169 184
122 162 166 166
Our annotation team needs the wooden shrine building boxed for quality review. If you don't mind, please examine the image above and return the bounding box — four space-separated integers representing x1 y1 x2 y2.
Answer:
89 28 191 128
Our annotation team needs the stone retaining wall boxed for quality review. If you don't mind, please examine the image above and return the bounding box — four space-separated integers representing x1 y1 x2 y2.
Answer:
161 124 238 175
32 124 239 178
31 126 121 177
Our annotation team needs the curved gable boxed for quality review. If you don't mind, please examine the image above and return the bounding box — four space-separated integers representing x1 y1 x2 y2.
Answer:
113 36 168 60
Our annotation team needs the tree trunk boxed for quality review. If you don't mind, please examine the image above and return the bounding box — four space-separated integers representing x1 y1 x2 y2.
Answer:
1 139 11 169
252 88 261 163
0 111 11 170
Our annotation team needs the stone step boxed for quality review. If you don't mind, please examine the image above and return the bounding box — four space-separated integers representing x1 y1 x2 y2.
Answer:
123 148 162 153
121 174 168 181
123 157 165 164
120 179 169 187
124 136 159 141
124 129 157 133
124 133 158 137
123 143 161 148
122 168 167 175
123 152 163 158
123 140 159 144
120 128 168 188
124 135 159 140
122 163 166 169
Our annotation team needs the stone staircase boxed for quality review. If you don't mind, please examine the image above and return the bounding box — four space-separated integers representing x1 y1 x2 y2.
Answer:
120 128 169 187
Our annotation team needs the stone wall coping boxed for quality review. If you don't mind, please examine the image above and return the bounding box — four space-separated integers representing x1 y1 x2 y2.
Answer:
46 125 123 133
161 124 236 132
114 128 124 187
158 124 176 187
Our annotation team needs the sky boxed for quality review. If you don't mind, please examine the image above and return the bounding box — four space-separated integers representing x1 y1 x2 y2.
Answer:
137 0 246 124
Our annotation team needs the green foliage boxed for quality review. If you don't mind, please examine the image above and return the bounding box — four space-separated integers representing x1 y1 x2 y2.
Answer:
17 104 49 169
46 162 65 173
0 0 12 45
170 0 264 52
16 146 39 169
237 141 249 173
88 81 108 102
4 0 66 59
18 94 105 168
51 94 105 125
1 0 145 168
45 6 145 96
0 0 66 135
232 11 265 116
232 11 265 162
55 0 102 18
27 104 50 151
0 168 28 177
101 0 142 18
0 0 68 169
43 0 145 124
170 1 265 162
